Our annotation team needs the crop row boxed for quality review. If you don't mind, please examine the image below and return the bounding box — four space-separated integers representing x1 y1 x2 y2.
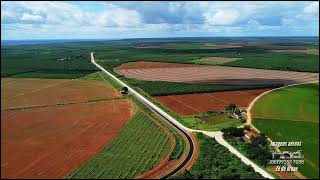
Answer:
66 110 171 179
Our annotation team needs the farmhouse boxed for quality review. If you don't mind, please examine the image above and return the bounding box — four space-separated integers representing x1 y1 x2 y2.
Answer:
244 130 257 139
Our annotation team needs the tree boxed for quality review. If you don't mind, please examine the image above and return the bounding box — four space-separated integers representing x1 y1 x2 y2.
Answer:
225 103 237 112
222 127 244 137
252 133 268 147
234 108 241 116
121 87 129 94
244 125 251 131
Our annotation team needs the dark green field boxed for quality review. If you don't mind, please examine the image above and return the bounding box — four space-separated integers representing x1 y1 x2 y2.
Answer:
2 37 318 80
124 78 282 96
223 52 319 72
252 83 319 179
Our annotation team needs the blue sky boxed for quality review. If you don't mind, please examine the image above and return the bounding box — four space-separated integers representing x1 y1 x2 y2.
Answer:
1 1 319 40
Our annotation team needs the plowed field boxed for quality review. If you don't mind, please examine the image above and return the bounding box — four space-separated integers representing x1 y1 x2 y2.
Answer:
1 99 133 179
271 49 319 55
116 62 319 85
1 78 120 110
114 61 196 70
155 89 270 115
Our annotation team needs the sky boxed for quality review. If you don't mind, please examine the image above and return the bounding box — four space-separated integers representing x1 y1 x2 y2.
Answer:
1 1 319 40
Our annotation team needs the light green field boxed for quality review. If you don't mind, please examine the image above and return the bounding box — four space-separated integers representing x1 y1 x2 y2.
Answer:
252 83 319 179
66 109 171 179
179 114 243 131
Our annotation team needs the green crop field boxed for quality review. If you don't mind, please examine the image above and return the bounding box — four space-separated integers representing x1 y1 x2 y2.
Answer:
67 110 171 179
175 133 263 179
125 79 282 96
178 113 243 132
2 37 318 79
252 83 319 179
223 52 319 72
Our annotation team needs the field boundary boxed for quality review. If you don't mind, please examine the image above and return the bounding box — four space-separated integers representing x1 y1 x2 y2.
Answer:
252 117 319 123
246 80 319 179
2 97 127 111
246 80 319 130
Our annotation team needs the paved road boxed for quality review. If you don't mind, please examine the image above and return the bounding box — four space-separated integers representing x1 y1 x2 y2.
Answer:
90 52 274 179
193 130 275 179
90 52 195 178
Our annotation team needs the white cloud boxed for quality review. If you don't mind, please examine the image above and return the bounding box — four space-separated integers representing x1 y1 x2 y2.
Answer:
95 8 142 27
21 13 43 21
1 1 142 28
205 9 240 25
1 1 319 39
304 1 319 14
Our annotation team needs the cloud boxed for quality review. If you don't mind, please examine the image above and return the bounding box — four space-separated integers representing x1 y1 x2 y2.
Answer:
204 9 240 25
304 1 319 14
95 8 142 27
1 1 319 39
21 13 43 21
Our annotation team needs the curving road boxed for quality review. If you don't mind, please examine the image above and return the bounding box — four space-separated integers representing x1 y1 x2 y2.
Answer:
90 52 195 178
90 52 274 179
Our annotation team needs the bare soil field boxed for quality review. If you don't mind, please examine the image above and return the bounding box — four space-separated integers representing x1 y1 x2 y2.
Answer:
116 62 319 85
270 49 319 55
1 78 120 109
198 57 241 63
1 99 133 179
155 89 271 115
204 43 243 48
114 61 196 71
135 45 172 49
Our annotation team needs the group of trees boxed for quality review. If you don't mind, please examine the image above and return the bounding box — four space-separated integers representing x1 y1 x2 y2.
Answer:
222 126 272 167
247 133 272 166
222 127 245 138
225 103 246 122
175 133 262 179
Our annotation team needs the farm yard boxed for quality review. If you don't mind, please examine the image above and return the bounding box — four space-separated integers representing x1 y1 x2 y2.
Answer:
115 62 319 85
252 83 319 179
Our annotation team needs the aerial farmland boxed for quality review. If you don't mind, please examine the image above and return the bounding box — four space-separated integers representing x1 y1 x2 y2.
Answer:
1 36 319 179
1 1 319 179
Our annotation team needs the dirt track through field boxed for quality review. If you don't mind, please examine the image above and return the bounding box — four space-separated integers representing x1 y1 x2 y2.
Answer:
155 89 271 116
116 62 319 85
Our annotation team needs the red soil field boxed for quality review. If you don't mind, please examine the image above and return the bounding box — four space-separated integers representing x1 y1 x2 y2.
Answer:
116 62 319 85
1 78 120 110
114 61 196 70
204 43 243 48
1 99 133 179
154 89 271 116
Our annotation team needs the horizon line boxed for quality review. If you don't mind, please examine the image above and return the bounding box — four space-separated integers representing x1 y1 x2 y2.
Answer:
2 36 319 41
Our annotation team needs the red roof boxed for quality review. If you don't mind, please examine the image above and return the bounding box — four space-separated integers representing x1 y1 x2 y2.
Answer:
245 131 258 139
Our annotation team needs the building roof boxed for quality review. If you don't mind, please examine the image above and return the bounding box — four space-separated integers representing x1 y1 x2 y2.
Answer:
245 130 258 139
